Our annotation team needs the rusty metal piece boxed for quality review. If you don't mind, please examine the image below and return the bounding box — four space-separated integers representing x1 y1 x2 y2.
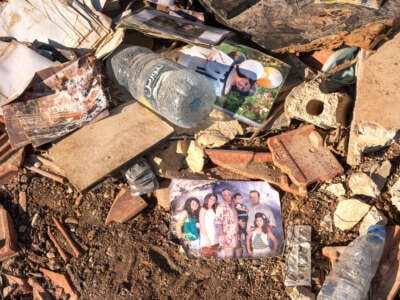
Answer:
26 166 66 184
205 149 307 196
372 226 400 300
3 55 109 149
27 278 53 300
40 268 78 300
322 246 346 269
2 273 32 294
0 206 19 262
52 217 82 258
267 125 344 187
47 226 69 262
105 188 148 225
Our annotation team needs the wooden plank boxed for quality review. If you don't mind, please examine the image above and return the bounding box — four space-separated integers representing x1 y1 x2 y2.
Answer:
49 102 174 191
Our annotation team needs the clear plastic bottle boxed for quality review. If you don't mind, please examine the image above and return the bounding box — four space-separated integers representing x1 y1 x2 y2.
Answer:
124 157 159 196
106 45 216 128
317 225 386 300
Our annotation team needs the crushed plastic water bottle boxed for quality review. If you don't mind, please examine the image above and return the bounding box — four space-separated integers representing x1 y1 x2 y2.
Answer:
106 45 216 128
124 157 159 196
317 224 386 300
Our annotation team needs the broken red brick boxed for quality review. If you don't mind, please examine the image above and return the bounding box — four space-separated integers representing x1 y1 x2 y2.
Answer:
205 149 307 196
322 246 346 268
0 206 19 262
52 217 82 258
39 268 78 300
371 226 400 300
2 273 32 294
267 125 344 187
105 188 148 225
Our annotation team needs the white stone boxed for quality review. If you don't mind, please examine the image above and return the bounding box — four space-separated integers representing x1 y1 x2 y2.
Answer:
348 173 380 198
195 120 243 148
186 141 205 173
334 199 371 231
389 178 400 211
324 183 346 197
358 206 387 236
371 160 392 191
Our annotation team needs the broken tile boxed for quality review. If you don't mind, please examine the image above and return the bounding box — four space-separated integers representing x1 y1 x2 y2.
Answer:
348 172 380 198
285 80 352 129
347 34 400 165
0 206 19 262
205 148 307 196
322 246 346 268
40 268 78 300
0 41 56 105
0 0 117 58
3 55 108 149
52 217 82 258
389 178 400 212
267 125 344 187
333 199 371 231
371 226 400 300
28 278 52 300
284 225 312 286
105 188 148 225
195 120 243 148
49 102 173 191
0 130 25 185
154 180 171 211
359 206 387 236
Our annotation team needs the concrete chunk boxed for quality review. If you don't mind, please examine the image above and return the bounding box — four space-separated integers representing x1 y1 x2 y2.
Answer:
347 34 400 165
284 80 352 129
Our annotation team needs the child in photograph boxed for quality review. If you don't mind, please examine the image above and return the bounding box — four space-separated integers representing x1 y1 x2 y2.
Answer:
175 197 201 257
234 193 248 219
238 215 248 258
199 193 219 258
247 212 279 258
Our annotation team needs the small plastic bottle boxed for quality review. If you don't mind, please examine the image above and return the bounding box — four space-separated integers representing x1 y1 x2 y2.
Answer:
317 224 386 300
124 157 159 196
106 45 216 128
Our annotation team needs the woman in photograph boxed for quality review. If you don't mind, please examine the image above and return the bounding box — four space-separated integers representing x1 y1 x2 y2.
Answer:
199 193 219 258
246 212 279 258
175 197 201 257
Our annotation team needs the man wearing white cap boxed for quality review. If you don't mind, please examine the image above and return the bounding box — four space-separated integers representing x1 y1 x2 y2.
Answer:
178 46 280 97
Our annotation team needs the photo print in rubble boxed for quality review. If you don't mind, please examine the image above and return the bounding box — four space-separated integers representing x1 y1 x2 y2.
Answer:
170 179 284 259
178 41 290 127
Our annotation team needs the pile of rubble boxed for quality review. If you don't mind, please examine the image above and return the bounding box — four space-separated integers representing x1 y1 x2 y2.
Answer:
0 0 399 298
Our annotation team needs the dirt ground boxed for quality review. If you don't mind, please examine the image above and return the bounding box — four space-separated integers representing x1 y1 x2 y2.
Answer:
0 138 399 299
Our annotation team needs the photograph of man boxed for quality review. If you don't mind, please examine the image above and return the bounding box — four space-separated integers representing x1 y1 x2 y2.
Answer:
214 189 240 258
